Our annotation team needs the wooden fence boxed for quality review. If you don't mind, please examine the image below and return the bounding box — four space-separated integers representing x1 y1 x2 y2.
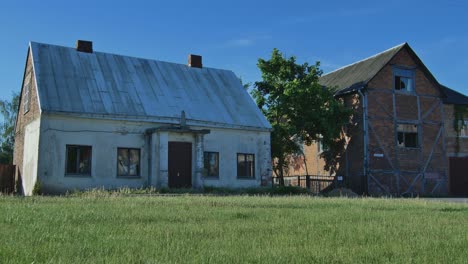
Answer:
272 175 336 194
0 164 16 194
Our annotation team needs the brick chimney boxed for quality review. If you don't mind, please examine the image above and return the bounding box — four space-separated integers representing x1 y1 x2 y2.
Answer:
188 54 202 68
76 40 93 53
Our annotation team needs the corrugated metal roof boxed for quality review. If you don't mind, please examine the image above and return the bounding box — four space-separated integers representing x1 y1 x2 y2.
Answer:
320 43 405 95
30 42 271 130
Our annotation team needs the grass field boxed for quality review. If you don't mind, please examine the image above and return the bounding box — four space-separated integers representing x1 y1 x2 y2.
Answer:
1 195 467 263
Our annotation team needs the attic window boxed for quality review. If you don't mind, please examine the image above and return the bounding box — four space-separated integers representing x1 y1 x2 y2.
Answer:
23 83 30 114
397 124 419 148
394 68 414 92
23 72 31 114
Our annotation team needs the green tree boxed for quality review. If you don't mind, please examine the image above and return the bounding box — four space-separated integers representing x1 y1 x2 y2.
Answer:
0 92 19 164
251 49 351 185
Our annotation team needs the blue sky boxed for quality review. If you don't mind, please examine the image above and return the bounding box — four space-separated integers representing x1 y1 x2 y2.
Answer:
1 0 467 103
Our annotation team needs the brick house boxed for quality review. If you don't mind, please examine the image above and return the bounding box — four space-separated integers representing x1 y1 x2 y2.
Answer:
291 43 467 196
14 41 272 195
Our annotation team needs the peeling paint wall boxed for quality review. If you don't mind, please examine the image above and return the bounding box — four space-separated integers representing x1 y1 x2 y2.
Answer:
22 119 40 195
36 114 271 194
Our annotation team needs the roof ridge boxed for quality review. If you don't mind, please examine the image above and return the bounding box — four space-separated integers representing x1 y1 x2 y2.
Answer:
322 42 407 77
30 41 233 73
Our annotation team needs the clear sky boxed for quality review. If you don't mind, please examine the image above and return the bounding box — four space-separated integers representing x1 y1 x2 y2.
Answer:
1 0 467 103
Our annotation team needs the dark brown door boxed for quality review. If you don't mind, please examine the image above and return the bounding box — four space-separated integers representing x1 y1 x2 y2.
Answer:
449 157 468 197
168 142 192 188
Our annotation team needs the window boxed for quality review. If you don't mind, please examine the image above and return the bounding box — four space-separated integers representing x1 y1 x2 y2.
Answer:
23 83 30 114
203 152 219 178
117 148 140 177
23 72 31 114
397 124 418 148
66 145 92 175
394 68 414 92
457 120 468 137
237 153 255 178
318 138 328 153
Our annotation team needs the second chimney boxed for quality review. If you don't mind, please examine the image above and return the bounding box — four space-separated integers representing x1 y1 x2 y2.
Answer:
188 54 202 68
76 40 93 53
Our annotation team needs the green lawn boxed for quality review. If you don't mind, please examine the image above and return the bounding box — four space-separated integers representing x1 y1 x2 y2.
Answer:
1 195 467 263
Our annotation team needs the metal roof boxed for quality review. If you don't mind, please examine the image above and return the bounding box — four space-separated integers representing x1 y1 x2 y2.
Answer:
30 42 271 130
320 43 405 96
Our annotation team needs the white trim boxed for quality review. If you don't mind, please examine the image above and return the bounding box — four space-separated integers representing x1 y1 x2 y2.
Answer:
29 42 42 114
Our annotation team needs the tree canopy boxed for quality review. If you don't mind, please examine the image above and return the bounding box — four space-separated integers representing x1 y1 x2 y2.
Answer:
0 93 19 164
251 49 351 184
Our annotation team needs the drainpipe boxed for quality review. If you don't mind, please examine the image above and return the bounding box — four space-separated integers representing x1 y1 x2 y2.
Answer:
358 89 369 194
146 132 152 187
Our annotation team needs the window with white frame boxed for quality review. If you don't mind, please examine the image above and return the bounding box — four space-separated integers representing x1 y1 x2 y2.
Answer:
394 68 415 93
397 124 419 148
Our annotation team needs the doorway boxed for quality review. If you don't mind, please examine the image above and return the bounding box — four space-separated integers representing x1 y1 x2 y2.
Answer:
168 142 192 188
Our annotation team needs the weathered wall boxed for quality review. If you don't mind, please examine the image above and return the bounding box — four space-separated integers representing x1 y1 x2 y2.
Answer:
21 119 40 195
13 48 41 194
37 114 271 194
365 48 447 195
203 128 271 188
444 104 468 157
38 115 149 193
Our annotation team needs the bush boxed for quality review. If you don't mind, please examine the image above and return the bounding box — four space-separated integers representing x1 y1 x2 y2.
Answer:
32 180 42 195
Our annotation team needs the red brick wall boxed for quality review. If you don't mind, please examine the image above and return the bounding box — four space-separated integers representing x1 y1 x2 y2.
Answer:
366 47 447 195
445 104 468 157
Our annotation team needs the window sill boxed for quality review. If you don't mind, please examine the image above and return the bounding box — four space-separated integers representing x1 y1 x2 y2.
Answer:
65 174 92 178
117 175 142 179
398 146 420 150
204 177 219 180
237 177 256 180
394 90 416 95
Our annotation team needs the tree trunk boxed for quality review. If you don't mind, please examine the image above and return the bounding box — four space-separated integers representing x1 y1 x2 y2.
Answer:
278 157 285 186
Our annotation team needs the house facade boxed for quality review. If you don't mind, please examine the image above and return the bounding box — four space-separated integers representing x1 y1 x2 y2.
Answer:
291 43 468 196
14 41 272 195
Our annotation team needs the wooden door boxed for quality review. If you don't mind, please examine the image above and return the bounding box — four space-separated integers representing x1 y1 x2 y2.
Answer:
449 157 468 196
168 142 192 188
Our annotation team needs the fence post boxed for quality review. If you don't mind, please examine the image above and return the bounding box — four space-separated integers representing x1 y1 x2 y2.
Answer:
306 175 310 190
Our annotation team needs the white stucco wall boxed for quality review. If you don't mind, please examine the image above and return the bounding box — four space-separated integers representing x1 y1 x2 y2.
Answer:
22 119 41 195
37 114 271 193
202 128 271 188
38 115 149 193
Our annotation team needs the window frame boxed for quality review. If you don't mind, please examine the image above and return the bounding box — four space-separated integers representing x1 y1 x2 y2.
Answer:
203 151 220 179
23 72 31 114
393 67 415 94
237 153 255 179
116 147 141 178
397 123 419 149
65 145 92 177
458 120 468 137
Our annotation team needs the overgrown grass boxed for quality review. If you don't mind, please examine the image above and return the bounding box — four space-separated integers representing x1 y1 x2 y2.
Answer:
1 195 467 263
65 185 310 197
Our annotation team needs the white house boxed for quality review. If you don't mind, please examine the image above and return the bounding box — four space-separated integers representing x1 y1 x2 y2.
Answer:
14 40 272 195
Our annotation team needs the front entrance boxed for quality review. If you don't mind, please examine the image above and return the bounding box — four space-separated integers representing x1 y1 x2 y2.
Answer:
449 157 468 196
168 142 192 188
